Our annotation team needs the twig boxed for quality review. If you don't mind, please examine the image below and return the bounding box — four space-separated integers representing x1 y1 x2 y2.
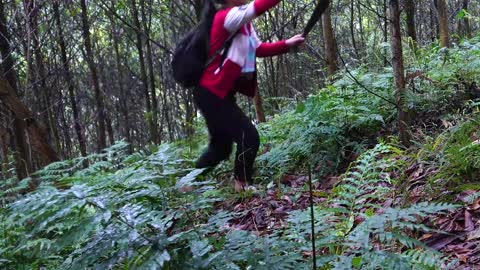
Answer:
308 163 317 270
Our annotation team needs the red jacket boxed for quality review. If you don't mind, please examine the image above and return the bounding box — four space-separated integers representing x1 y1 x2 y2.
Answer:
199 0 290 99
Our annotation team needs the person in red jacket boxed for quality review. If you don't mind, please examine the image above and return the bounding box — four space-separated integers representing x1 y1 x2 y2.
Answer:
195 0 305 191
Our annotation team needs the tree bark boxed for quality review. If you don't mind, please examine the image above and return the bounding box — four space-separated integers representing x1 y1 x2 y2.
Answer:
0 127 8 179
405 0 417 48
383 0 388 66
109 0 133 152
0 77 60 164
459 0 472 38
105 114 115 146
356 2 365 51
322 5 338 76
390 0 410 146
0 0 31 179
254 89 266 123
80 0 107 151
435 0 450 47
25 0 62 155
53 1 87 157
129 0 156 144
141 0 160 143
349 0 359 58
430 3 437 42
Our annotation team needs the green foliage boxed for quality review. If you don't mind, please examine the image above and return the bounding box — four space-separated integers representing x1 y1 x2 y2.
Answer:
0 142 459 269
258 36 480 181
258 79 391 178
7 35 480 270
416 114 480 193
288 144 458 269
0 142 223 269
406 37 480 115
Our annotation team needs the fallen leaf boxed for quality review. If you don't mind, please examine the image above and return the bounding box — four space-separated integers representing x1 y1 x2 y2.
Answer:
465 211 475 232
424 233 462 250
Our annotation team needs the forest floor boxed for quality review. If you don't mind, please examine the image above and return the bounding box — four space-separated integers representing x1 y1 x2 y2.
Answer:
215 144 480 268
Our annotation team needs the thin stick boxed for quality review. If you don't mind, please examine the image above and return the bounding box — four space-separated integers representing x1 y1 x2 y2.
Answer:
308 163 317 269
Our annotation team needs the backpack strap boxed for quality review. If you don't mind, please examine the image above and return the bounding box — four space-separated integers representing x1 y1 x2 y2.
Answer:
205 30 238 67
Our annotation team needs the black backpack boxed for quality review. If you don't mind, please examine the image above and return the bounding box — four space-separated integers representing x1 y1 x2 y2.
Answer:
171 26 209 88
171 2 236 88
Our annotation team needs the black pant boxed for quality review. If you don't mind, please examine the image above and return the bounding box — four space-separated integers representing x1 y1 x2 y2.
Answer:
194 87 259 183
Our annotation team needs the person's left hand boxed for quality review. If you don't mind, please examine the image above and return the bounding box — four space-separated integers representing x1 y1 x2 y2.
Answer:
286 34 306 47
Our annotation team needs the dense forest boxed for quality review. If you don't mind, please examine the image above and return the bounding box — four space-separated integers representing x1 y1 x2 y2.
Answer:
1 0 480 269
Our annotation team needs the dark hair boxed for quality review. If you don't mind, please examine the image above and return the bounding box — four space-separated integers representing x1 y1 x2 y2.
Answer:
201 0 226 30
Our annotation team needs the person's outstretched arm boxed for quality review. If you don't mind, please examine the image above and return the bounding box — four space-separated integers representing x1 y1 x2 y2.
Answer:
224 0 281 32
256 34 305 57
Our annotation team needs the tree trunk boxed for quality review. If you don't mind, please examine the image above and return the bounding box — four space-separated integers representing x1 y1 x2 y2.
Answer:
435 0 450 47
349 0 359 58
105 114 115 146
141 0 159 143
109 0 133 152
0 76 60 162
182 86 195 137
430 3 437 42
460 0 472 38
129 0 156 144
53 1 87 157
0 127 8 178
254 88 267 123
357 2 365 51
160 65 174 142
322 5 338 76
25 0 62 155
383 0 388 66
390 0 410 146
80 0 107 151
405 0 417 48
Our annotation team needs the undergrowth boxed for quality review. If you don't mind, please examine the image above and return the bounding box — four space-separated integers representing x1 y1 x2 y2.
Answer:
3 35 480 270
0 142 459 269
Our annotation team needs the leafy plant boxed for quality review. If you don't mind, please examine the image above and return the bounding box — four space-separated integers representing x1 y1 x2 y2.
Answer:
288 144 458 269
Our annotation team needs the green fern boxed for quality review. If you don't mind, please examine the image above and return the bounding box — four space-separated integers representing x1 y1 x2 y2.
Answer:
288 144 458 269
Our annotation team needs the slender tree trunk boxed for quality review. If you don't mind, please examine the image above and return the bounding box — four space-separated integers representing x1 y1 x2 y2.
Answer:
129 0 156 143
405 0 417 49
105 114 115 145
80 0 107 151
182 87 195 137
390 0 410 146
322 5 338 76
349 0 359 58
430 3 436 42
435 0 450 47
160 65 174 142
253 89 267 123
92 39 116 147
110 0 132 152
57 99 71 158
0 127 8 178
141 0 159 143
25 0 62 155
53 1 87 157
357 2 365 51
383 0 388 66
460 0 472 38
